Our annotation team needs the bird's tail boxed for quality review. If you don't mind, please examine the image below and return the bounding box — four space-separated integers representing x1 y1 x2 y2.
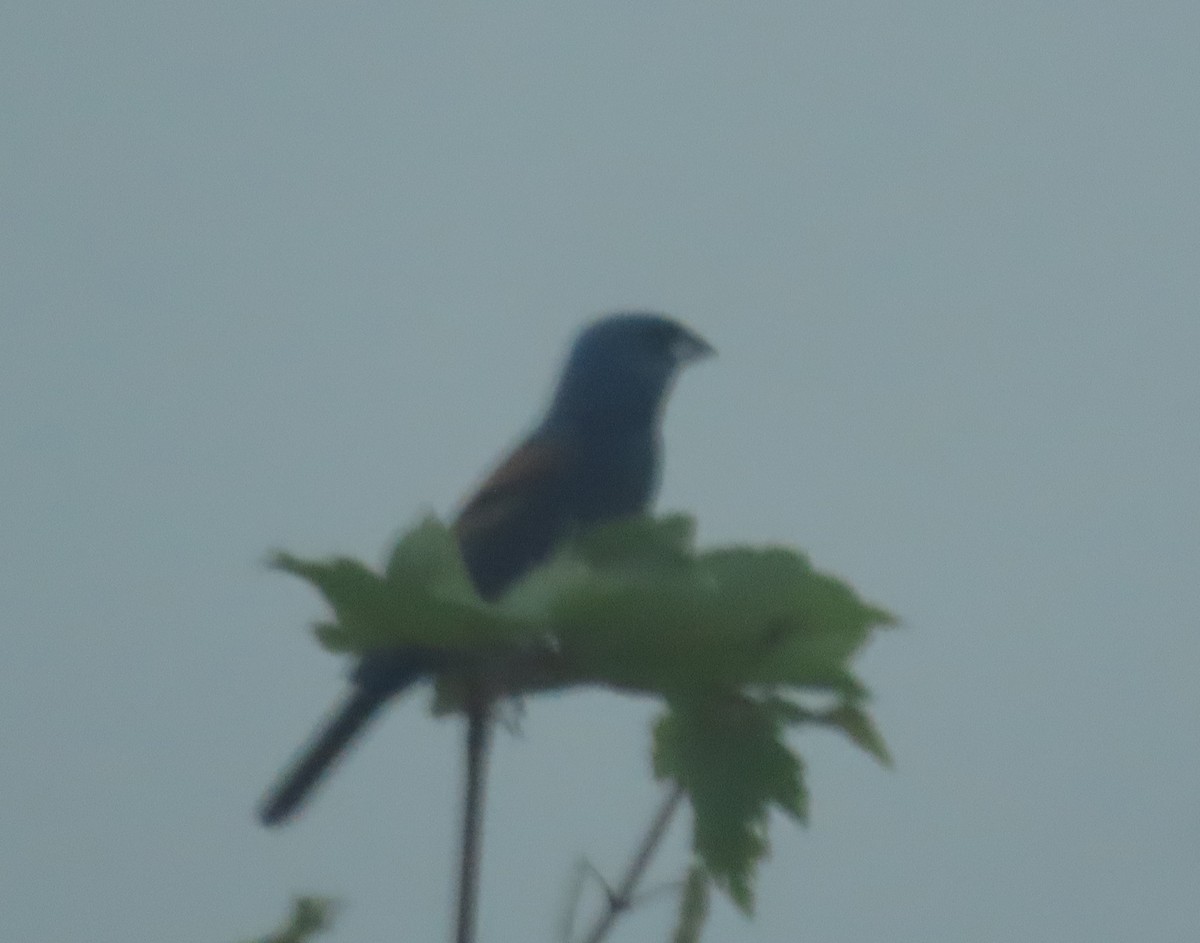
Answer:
260 648 440 826
258 684 392 826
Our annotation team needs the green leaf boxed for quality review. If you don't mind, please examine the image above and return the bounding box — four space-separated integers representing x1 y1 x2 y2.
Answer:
242 896 337 943
671 863 710 943
270 513 895 915
571 511 697 569
270 519 519 654
818 703 894 767
653 695 808 913
383 515 475 601
269 553 395 651
697 546 895 691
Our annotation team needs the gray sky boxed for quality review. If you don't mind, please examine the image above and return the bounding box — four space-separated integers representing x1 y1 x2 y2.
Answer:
3 4 1198 942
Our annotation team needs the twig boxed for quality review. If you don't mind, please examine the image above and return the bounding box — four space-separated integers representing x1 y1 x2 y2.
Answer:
559 858 605 943
577 783 686 943
455 686 492 943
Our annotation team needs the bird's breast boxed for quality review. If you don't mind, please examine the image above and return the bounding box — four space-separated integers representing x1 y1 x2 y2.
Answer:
569 432 661 523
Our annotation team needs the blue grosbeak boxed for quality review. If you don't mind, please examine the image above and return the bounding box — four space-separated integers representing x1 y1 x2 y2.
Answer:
259 312 714 825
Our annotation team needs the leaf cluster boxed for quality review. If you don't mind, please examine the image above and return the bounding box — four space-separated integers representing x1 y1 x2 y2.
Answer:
272 514 894 915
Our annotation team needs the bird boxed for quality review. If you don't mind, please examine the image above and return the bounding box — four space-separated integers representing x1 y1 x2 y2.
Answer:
258 312 714 825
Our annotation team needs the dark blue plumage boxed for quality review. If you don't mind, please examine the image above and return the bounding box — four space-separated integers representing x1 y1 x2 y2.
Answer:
259 313 712 825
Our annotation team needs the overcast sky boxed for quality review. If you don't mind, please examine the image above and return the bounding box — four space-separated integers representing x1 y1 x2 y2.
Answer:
3 4 1198 942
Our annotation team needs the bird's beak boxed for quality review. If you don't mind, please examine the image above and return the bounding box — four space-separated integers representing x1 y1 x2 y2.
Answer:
670 328 716 365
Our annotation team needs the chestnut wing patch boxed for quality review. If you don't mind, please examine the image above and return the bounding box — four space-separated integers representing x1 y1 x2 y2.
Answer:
453 439 574 599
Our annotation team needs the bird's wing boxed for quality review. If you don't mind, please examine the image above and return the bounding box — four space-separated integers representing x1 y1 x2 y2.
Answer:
453 438 574 599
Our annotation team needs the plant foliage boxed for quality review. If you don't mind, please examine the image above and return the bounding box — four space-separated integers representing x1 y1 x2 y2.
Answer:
272 514 894 918
243 896 336 943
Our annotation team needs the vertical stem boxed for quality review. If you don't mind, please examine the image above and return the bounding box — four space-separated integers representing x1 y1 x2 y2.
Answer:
455 686 492 943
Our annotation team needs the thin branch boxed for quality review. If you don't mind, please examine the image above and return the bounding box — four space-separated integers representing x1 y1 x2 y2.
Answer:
559 858 607 943
623 877 686 909
577 784 686 943
455 686 493 943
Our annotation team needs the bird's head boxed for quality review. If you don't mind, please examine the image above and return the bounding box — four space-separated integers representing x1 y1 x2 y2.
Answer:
545 312 715 434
